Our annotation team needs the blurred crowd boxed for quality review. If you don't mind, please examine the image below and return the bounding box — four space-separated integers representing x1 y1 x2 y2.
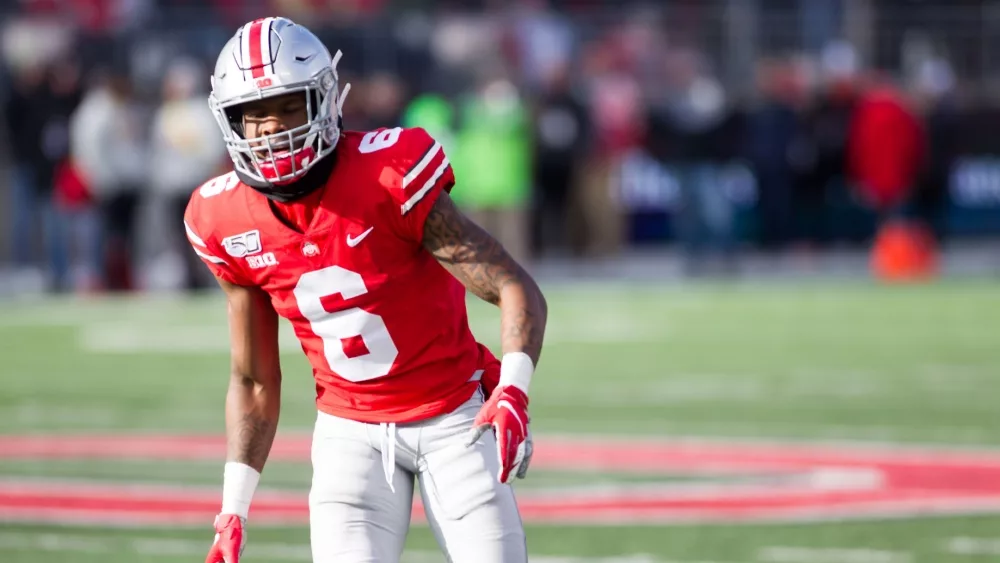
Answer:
0 0 988 292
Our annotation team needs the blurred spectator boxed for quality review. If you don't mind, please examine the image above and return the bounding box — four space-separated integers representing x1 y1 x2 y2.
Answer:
910 56 958 243
70 69 149 291
148 57 226 292
2 56 85 291
797 41 861 247
573 35 643 257
451 73 533 264
745 57 808 251
44 59 89 291
647 49 735 273
3 63 49 271
530 62 588 257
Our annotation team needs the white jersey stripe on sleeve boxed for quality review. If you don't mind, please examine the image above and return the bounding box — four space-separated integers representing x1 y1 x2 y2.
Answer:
402 142 442 189
184 221 207 248
193 246 226 264
401 156 450 215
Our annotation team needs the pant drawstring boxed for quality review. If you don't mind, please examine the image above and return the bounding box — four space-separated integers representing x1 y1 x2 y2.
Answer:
379 422 396 493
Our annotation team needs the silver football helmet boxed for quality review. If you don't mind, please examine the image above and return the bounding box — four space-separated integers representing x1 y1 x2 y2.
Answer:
208 17 350 192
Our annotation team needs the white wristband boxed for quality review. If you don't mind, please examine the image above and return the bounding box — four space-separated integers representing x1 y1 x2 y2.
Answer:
499 352 534 395
221 462 260 519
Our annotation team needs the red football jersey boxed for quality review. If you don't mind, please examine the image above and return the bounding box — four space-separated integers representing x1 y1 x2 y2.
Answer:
184 127 499 423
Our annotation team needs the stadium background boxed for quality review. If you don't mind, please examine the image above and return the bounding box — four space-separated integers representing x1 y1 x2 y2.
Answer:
1 1 999 562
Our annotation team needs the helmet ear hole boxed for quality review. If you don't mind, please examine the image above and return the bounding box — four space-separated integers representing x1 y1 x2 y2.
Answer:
225 107 244 137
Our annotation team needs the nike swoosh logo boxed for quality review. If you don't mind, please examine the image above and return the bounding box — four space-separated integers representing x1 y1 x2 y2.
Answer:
346 226 374 247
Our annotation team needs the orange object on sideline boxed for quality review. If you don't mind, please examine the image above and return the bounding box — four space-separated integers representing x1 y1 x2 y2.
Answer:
870 220 939 281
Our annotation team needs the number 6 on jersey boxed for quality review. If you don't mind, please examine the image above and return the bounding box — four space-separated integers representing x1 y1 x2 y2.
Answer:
293 266 399 382
358 127 402 154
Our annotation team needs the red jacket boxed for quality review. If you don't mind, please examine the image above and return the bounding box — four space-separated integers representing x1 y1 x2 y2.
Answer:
847 86 927 210
53 159 92 209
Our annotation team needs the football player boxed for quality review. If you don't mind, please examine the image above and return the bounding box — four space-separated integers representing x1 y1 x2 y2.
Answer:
185 17 546 563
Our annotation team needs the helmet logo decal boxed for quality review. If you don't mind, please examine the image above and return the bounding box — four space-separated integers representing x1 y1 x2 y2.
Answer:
240 17 280 81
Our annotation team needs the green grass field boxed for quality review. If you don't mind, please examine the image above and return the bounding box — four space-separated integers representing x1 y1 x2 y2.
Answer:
1 279 999 562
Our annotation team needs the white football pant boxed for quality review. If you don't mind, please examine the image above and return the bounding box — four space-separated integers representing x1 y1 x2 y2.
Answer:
309 390 527 563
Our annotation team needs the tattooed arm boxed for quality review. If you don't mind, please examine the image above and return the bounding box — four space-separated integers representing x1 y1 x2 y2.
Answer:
217 277 282 473
422 192 544 482
422 192 547 365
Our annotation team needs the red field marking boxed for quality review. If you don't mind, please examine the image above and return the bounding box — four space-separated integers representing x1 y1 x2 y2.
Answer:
3 435 1000 524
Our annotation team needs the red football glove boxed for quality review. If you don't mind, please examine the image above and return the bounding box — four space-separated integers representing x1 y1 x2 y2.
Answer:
466 385 532 484
206 514 246 563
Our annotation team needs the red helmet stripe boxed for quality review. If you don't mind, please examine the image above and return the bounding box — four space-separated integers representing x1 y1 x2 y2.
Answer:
248 19 265 78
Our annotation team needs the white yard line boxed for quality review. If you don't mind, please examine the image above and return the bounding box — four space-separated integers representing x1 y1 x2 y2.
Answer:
945 536 1000 556
757 546 913 563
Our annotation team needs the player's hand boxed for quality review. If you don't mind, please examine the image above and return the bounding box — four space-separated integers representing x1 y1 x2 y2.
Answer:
206 513 246 563
465 385 532 484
